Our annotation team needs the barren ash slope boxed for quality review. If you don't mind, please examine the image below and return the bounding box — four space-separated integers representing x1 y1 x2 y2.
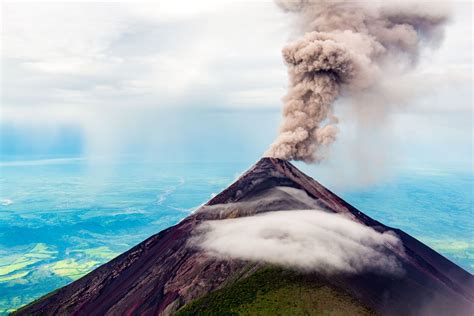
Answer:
16 158 474 316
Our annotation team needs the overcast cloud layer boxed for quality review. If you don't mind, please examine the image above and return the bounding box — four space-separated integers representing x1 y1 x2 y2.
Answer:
192 210 404 274
1 1 471 170
2 1 288 113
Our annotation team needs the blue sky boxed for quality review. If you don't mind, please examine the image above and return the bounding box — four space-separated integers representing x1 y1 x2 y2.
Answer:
1 0 472 172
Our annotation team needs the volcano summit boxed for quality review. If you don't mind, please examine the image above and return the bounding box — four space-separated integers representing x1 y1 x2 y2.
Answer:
16 158 474 316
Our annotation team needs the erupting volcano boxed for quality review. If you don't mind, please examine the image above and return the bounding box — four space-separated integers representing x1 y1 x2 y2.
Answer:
13 2 472 316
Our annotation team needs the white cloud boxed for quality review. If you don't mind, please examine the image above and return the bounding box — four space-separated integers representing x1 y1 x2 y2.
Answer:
1 1 289 111
191 210 404 275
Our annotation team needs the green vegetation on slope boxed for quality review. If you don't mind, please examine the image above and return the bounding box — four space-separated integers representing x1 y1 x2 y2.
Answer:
175 267 376 316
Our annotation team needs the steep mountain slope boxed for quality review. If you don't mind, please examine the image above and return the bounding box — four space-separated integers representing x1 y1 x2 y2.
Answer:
16 158 474 315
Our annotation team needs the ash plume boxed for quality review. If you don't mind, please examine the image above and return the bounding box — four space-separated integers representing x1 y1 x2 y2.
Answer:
265 0 448 162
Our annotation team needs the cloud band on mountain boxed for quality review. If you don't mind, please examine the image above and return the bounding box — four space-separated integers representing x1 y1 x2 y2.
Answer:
191 210 404 275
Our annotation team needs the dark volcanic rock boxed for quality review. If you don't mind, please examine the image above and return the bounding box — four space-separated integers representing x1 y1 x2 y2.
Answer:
16 158 474 316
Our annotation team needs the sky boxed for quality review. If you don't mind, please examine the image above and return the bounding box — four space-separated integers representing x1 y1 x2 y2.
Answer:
1 0 472 173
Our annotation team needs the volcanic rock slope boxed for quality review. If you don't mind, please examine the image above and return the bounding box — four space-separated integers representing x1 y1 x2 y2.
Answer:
16 158 474 316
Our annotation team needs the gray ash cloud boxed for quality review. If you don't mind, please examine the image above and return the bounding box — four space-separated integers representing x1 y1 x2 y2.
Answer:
266 0 448 162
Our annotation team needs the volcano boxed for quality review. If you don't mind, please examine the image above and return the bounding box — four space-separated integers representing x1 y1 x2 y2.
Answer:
16 158 473 315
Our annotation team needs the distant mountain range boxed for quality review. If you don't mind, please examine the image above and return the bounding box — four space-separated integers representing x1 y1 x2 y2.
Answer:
15 158 474 315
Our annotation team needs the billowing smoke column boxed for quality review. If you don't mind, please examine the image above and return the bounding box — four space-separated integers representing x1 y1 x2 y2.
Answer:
265 0 448 162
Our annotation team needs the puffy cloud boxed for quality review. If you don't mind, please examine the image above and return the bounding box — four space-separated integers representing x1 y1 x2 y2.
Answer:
191 210 404 275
